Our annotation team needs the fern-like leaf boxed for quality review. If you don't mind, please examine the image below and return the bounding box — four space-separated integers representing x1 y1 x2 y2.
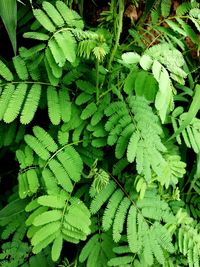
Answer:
113 197 131 242
102 189 124 231
90 181 117 214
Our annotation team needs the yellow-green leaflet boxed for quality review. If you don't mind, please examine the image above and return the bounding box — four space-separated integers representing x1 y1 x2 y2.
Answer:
51 234 63 261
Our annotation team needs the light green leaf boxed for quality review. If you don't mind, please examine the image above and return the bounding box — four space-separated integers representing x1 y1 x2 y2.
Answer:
37 195 66 209
140 54 153 70
33 210 62 226
51 234 63 261
122 52 141 64
31 221 60 246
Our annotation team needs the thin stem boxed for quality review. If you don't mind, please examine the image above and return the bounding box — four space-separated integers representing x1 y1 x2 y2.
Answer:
29 0 33 9
109 172 153 225
43 139 85 169
96 59 100 103
147 33 163 48
107 0 124 70
127 15 190 48
0 80 60 87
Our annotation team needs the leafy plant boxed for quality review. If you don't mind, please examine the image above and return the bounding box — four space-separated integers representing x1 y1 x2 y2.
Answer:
0 0 200 266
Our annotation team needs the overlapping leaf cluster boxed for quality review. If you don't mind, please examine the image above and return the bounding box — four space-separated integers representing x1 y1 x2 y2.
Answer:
0 1 200 267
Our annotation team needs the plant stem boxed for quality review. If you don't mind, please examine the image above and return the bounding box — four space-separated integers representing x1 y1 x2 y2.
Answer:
107 0 124 70
96 59 100 103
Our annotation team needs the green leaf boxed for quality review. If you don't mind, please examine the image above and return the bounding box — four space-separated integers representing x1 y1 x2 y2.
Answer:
48 159 74 192
59 87 71 122
140 55 153 70
56 1 84 29
102 189 124 231
26 169 39 194
140 0 159 22
0 84 15 120
42 1 64 27
31 221 60 246
33 8 55 32
108 256 134 266
0 60 14 81
81 102 97 120
23 32 49 41
155 67 172 123
0 0 17 54
47 86 61 125
33 210 62 226
51 234 63 261
33 126 58 153
3 83 28 123
122 52 141 64
37 195 66 209
127 206 138 253
170 84 200 140
24 134 50 161
32 233 58 254
161 0 171 17
0 198 28 223
135 71 158 101
20 84 42 124
13 56 28 80
165 19 187 36
124 69 138 94
54 31 77 63
127 131 140 163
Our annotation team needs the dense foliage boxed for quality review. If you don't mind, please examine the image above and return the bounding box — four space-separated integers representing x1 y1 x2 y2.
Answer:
0 0 200 266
